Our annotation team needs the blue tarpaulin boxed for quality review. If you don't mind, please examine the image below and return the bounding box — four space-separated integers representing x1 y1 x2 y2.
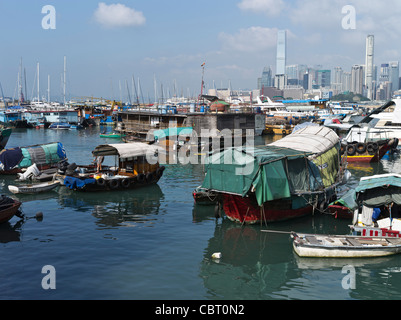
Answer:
64 176 96 190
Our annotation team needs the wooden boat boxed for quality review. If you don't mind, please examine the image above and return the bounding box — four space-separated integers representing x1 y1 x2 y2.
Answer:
341 122 398 163
0 142 67 175
99 132 125 139
291 232 401 258
199 126 347 224
0 196 22 224
49 122 71 129
8 180 60 194
58 142 165 192
193 186 219 205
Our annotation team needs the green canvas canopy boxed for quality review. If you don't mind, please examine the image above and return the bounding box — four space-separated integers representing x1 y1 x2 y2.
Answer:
356 174 401 207
201 125 342 206
201 145 327 206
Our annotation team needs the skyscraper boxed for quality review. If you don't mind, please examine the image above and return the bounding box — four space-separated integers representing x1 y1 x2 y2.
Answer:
365 35 374 100
276 30 286 75
351 65 364 95
390 61 399 92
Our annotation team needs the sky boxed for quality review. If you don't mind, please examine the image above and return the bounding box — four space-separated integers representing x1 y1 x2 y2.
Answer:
1 0 401 103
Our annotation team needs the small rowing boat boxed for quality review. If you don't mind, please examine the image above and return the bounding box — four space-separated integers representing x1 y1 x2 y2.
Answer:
291 232 401 258
8 180 60 194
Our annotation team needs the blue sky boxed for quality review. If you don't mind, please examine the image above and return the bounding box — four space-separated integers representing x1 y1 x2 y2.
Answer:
1 0 401 102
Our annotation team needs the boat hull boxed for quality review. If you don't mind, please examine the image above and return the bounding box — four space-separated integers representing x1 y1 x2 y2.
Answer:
8 181 60 194
292 233 401 258
0 200 22 224
222 194 314 224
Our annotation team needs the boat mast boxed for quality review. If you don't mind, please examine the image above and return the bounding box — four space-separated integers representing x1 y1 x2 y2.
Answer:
63 56 66 106
48 74 50 103
37 62 40 103
199 62 205 104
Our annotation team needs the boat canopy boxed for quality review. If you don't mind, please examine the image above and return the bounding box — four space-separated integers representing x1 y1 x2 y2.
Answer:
0 142 67 171
269 126 339 157
92 143 162 160
333 174 401 210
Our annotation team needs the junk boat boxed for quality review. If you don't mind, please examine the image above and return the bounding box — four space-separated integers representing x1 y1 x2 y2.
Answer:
58 142 165 191
199 126 348 224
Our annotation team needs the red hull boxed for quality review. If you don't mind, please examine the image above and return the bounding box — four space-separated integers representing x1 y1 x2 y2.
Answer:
328 205 352 219
222 194 313 224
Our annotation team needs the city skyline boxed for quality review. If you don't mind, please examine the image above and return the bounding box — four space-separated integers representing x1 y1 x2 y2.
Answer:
2 1 401 102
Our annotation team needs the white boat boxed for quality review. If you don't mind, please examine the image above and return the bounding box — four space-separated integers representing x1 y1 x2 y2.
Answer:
8 180 60 194
291 232 401 258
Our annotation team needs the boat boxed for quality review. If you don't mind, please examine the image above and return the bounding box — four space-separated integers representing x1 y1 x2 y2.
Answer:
58 142 165 191
8 180 60 194
340 121 398 163
0 196 22 224
193 186 219 205
0 128 12 150
0 142 67 175
199 126 348 224
99 132 125 139
49 122 71 129
329 173 401 238
291 232 401 258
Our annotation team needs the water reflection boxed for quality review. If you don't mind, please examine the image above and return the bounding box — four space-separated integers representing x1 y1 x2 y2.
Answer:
57 184 165 228
0 219 24 243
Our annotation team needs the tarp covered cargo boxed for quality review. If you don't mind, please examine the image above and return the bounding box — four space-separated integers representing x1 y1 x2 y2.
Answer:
92 142 163 159
201 126 341 206
0 142 67 171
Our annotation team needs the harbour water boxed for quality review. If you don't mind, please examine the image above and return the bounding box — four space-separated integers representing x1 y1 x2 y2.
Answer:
1 127 401 301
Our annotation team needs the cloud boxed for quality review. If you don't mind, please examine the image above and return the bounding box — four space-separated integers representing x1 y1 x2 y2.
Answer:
93 2 146 28
218 27 279 52
237 0 285 16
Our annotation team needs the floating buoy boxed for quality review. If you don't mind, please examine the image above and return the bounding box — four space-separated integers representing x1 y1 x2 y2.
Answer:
211 252 222 259
35 211 43 221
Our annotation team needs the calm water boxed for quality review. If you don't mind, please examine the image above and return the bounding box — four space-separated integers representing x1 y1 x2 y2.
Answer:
1 127 401 300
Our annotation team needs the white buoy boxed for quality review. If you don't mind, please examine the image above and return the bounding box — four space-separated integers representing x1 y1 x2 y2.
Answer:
211 252 222 259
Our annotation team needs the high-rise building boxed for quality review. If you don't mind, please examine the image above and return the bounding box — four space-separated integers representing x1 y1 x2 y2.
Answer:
258 66 273 89
351 65 364 95
316 70 331 88
390 61 399 92
379 63 390 83
332 67 343 93
365 35 374 100
276 30 286 75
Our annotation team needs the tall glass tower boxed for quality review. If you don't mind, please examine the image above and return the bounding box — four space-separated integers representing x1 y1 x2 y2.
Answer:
365 35 374 100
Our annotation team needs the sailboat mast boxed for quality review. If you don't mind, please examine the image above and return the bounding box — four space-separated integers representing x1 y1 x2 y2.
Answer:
48 74 50 103
63 56 66 105
37 62 40 103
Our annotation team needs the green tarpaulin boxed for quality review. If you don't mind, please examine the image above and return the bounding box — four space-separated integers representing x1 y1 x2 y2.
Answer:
201 144 338 206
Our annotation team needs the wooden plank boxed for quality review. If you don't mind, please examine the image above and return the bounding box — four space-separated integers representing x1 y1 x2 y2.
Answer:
346 238 362 246
306 236 322 245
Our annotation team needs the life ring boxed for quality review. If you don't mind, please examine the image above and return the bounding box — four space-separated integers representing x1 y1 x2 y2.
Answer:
146 172 155 183
96 178 106 186
346 144 356 156
156 167 165 178
137 173 146 183
356 143 366 154
367 142 378 155
121 178 130 188
108 179 120 189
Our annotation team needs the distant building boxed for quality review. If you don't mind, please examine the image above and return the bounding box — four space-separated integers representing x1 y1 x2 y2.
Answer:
258 66 273 89
316 70 331 88
365 35 374 100
351 65 364 95
390 61 400 92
